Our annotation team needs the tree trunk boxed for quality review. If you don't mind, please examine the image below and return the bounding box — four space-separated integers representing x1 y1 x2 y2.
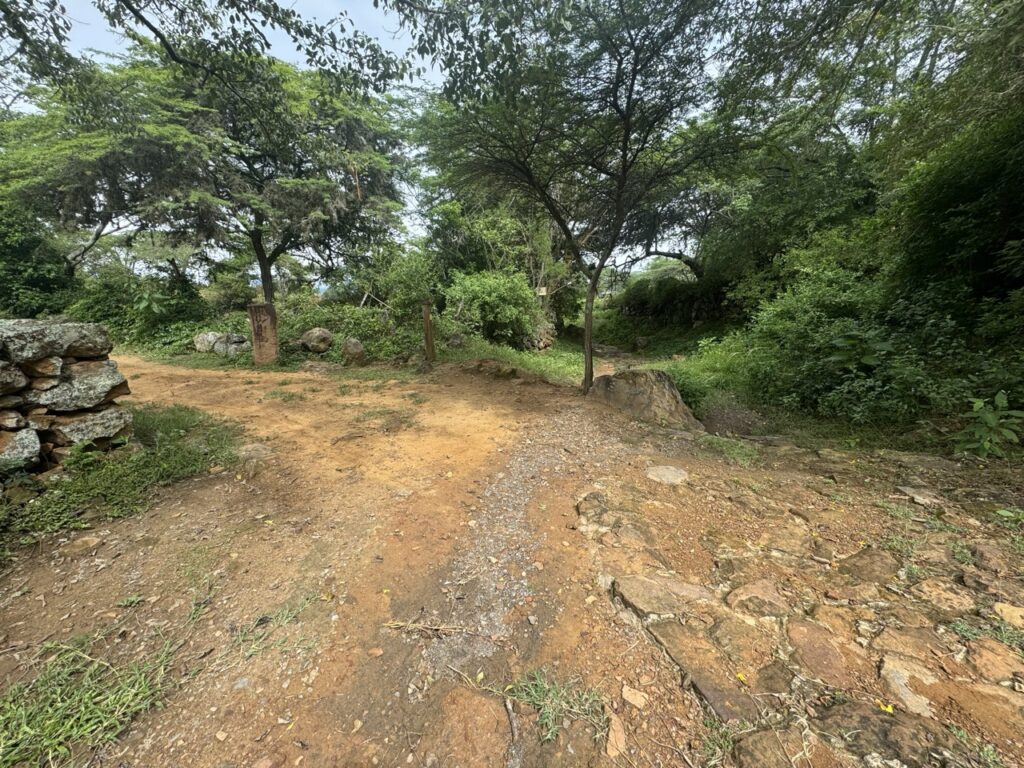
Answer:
249 226 278 363
257 254 275 304
582 274 599 394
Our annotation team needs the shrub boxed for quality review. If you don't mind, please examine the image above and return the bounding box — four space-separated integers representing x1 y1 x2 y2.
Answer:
273 290 421 361
443 270 540 348
0 207 78 318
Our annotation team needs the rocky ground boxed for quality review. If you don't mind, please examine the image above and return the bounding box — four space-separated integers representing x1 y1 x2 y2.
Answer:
1 356 1022 767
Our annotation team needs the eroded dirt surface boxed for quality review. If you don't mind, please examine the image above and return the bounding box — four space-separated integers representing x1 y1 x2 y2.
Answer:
2 356 1024 768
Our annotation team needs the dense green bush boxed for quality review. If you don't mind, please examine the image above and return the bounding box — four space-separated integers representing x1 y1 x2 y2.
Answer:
67 265 210 345
443 270 540 348
273 290 421 361
0 207 78 318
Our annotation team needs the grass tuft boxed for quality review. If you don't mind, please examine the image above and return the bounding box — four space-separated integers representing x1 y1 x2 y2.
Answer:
504 669 606 743
698 434 761 467
1 404 238 552
0 634 173 768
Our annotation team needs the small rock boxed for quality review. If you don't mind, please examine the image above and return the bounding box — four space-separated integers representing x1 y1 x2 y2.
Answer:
605 711 626 757
896 486 943 507
645 465 688 485
216 730 228 742
0 428 39 468
366 647 384 657
734 728 818 768
967 637 1024 682
588 368 704 430
63 535 102 556
342 337 366 366
613 573 714 618
879 654 937 717
993 602 1024 629
622 684 648 709
814 702 954 768
0 410 27 430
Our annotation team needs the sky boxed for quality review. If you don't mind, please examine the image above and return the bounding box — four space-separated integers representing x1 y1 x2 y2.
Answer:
63 0 420 69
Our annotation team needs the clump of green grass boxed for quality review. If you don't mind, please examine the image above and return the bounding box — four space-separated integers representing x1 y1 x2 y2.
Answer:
1010 535 1024 556
264 388 305 402
1 404 238 548
877 501 915 520
949 724 1008 768
881 533 918 558
949 618 984 640
403 391 428 405
333 365 417 383
700 716 738 766
950 541 975 565
503 669 606 743
230 593 316 658
0 634 173 768
698 434 761 467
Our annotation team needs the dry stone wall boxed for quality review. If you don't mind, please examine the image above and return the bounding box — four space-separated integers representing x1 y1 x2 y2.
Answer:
0 320 132 471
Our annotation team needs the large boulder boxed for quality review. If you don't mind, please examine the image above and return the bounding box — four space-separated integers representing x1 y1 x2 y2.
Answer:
212 334 251 357
0 361 29 394
42 407 133 446
341 337 366 365
0 429 41 470
0 319 112 363
300 327 334 354
588 369 704 431
193 331 222 353
24 360 130 412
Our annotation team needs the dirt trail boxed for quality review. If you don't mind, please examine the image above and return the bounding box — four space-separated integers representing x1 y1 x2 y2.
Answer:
2 356 1023 768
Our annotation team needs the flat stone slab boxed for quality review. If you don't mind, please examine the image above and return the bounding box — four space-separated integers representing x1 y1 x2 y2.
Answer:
814 702 954 768
838 547 900 584
0 319 112 362
649 621 761 723
725 579 790 617
645 465 689 485
613 573 714 619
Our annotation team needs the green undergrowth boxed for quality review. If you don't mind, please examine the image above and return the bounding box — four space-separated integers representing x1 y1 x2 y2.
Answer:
0 632 174 768
0 404 239 552
439 336 584 386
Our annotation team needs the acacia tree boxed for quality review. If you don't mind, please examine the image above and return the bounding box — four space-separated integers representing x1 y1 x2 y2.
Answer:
419 0 729 391
180 55 402 305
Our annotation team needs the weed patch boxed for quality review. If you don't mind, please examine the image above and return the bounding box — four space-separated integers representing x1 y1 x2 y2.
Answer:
264 388 306 402
698 434 761 467
504 670 606 743
0 634 173 768
1 404 238 551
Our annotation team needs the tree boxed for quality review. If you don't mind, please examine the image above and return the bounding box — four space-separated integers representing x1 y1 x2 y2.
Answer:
418 0 729 391
0 55 218 275
179 54 403 305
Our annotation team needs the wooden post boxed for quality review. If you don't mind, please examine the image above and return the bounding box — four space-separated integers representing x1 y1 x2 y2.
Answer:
422 300 435 362
248 302 279 366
